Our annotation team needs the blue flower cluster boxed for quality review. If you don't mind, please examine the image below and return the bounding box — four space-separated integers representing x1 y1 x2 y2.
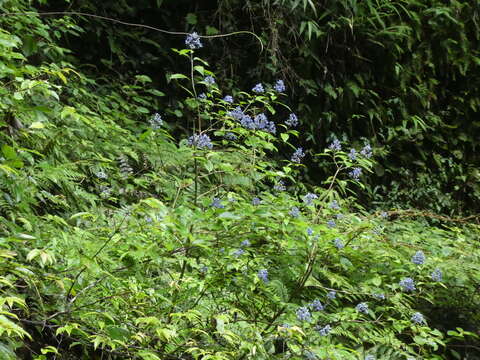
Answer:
285 113 298 127
327 219 336 228
289 206 300 218
204 75 215 85
373 293 385 300
149 113 163 129
291 147 305 163
329 139 342 151
431 268 442 282
241 240 251 247
185 32 203 49
317 324 332 336
258 269 269 283
210 197 224 209
310 299 324 311
411 312 425 324
252 83 264 93
296 306 312 322
348 148 357 161
399 277 416 292
327 290 336 300
349 167 362 180
252 197 261 205
306 227 314 236
233 248 245 257
356 302 369 314
329 200 340 210
361 143 373 158
222 95 234 103
228 108 276 133
333 238 344 249
198 92 206 99
224 132 237 141
274 180 286 191
188 133 213 149
411 250 426 265
274 79 286 92
303 192 318 205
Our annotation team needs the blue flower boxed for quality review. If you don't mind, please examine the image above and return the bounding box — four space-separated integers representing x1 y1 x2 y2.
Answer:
227 106 244 120
252 83 264 93
200 265 208 273
310 299 324 311
327 290 336 300
241 240 251 247
356 302 369 314
233 248 245 257
185 32 203 49
380 211 388 218
306 227 314 236
373 293 385 300
240 114 255 129
329 138 341 151
225 132 237 141
198 92 207 99
204 76 215 85
296 306 311 322
303 193 318 205
258 269 269 283
149 113 163 129
252 197 261 205
274 79 286 92
411 312 425 324
431 268 442 282
333 238 344 249
285 113 298 127
211 197 224 209
399 277 416 292
327 219 336 228
365 355 375 360
291 147 305 163
223 95 234 103
317 324 332 336
274 180 286 191
411 251 426 265
96 171 108 179
188 133 213 149
349 167 362 180
361 143 373 158
329 200 340 210
348 148 357 161
289 206 300 218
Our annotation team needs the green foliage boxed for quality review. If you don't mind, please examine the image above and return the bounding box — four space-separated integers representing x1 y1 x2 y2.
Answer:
0 1 478 359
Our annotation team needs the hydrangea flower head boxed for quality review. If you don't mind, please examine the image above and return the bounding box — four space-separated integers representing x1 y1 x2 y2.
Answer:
252 83 264 93
411 250 426 265
399 277 416 292
296 306 311 322
356 302 369 314
258 269 269 283
329 138 341 151
291 147 305 163
285 113 298 127
185 32 203 49
431 268 442 282
303 192 318 205
411 312 425 324
274 79 286 92
223 95 234 103
149 113 163 129
188 133 213 149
